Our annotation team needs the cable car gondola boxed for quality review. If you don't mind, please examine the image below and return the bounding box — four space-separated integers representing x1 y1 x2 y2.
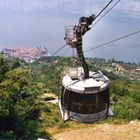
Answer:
58 14 110 122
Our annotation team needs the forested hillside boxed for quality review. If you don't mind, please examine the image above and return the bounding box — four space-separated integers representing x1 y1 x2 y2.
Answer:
0 55 47 139
0 55 140 139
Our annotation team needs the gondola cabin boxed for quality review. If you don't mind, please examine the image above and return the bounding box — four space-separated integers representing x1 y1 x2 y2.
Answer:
58 68 109 122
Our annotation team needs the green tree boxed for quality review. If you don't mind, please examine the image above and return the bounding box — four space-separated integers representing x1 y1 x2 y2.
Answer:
0 56 42 139
115 97 140 120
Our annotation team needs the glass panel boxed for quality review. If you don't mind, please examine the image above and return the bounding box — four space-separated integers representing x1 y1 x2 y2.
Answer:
61 87 109 114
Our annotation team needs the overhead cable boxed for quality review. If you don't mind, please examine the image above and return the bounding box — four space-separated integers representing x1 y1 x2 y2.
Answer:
95 0 113 19
84 30 140 52
44 44 67 73
51 44 67 56
91 0 120 28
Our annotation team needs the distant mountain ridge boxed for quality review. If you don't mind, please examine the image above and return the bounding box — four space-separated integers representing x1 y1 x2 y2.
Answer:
0 47 51 63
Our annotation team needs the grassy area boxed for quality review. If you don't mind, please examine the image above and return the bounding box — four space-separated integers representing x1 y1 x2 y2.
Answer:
53 122 140 140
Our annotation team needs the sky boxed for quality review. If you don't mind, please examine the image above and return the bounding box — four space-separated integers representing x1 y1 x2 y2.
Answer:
0 0 140 63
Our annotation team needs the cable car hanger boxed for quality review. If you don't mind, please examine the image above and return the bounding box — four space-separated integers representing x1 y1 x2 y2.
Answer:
64 0 114 79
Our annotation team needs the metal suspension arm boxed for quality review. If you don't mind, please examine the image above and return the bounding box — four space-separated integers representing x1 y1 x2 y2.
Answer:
75 28 89 79
64 15 96 79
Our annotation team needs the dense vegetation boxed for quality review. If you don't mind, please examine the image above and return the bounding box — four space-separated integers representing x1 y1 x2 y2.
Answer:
0 55 140 139
110 79 140 120
0 55 47 139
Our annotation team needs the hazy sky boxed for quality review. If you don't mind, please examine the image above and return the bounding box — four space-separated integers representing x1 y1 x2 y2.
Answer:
0 0 140 63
